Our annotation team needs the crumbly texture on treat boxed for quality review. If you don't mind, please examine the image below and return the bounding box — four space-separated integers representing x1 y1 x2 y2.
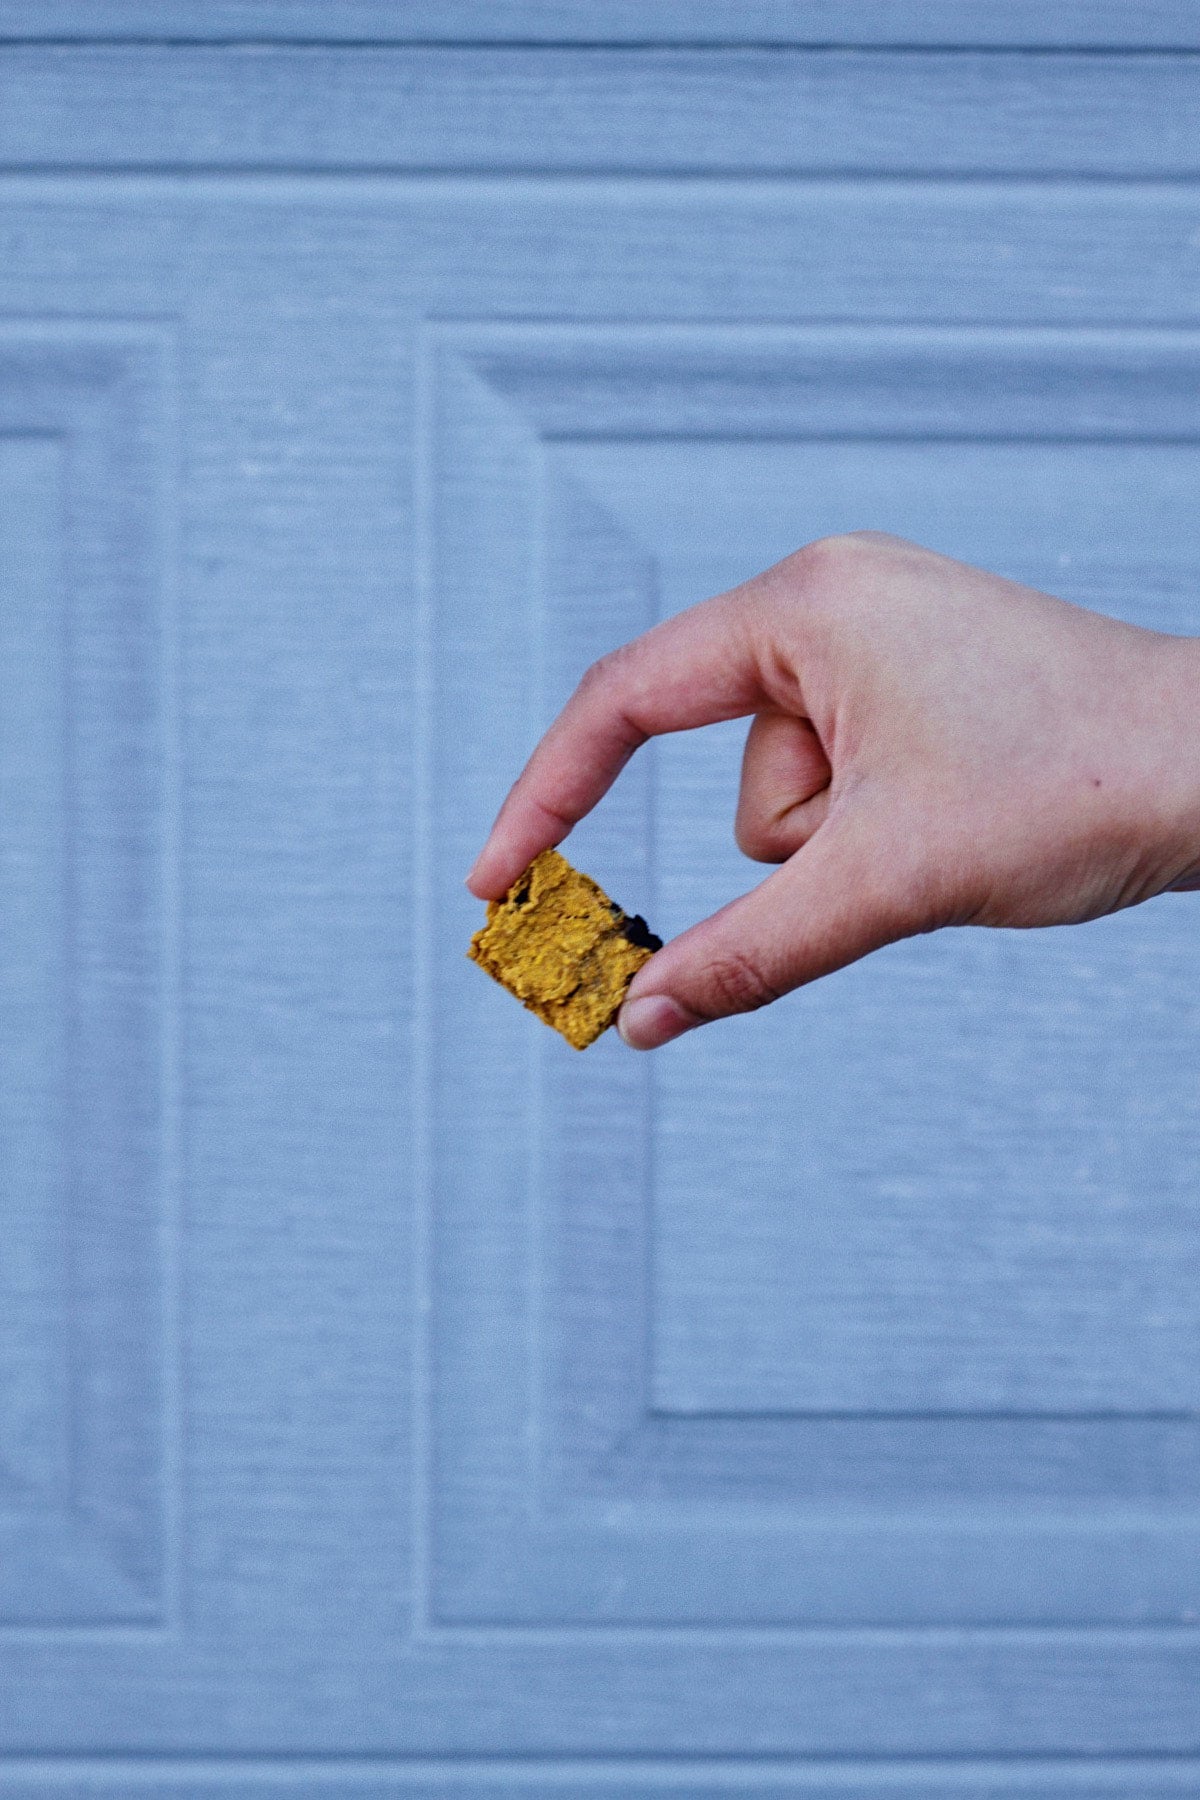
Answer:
468 848 662 1050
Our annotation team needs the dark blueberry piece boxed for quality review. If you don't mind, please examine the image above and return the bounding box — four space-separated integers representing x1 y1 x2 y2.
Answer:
619 912 663 953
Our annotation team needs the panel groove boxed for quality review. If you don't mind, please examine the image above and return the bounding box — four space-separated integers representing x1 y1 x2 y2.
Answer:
3 1751 1200 1788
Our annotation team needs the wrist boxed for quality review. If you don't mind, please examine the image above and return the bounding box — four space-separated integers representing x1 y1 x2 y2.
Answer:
1156 634 1200 892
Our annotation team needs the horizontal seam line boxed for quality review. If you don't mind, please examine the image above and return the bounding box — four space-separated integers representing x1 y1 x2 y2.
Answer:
2 1751 1200 1765
1 40 1200 54
0 166 1199 182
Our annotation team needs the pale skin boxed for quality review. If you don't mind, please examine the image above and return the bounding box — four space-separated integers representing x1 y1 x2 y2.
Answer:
466 532 1200 1051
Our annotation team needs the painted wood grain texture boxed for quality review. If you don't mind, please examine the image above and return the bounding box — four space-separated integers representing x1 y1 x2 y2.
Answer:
0 2 1198 48
0 24 1198 1789
0 326 170 1624
0 48 1199 174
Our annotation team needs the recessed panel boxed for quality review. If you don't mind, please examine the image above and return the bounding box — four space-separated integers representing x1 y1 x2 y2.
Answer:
566 436 1200 1417
0 328 169 1624
430 329 1200 1628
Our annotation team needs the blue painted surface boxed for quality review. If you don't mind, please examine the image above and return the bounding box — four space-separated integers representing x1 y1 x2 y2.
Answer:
0 20 1199 1792
2 3 1200 47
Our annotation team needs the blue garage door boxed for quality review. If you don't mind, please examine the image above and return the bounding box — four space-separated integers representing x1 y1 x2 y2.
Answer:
1 6 1200 1794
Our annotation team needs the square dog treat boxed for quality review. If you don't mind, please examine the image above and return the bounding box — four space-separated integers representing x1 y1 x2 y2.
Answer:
468 848 662 1049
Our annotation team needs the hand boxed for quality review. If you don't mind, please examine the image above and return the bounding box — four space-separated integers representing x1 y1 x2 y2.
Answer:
466 532 1200 1050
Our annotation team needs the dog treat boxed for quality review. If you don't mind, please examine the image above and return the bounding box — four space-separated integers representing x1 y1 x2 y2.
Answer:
468 848 662 1050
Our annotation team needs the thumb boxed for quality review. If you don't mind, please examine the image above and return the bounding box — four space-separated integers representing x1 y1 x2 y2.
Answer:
617 804 911 1051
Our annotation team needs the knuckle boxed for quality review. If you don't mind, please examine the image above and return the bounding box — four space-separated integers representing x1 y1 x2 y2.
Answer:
702 946 783 1017
531 793 576 837
574 644 648 754
733 814 785 864
787 530 890 596
576 652 616 697
732 816 760 860
577 641 641 710
809 530 863 561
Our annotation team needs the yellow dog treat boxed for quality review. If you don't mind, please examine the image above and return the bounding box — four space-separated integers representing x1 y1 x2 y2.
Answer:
468 848 661 1050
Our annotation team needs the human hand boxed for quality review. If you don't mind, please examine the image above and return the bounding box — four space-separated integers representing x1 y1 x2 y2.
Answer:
466 532 1200 1050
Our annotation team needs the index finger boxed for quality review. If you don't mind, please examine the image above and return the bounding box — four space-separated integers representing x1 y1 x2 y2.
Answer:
466 586 770 899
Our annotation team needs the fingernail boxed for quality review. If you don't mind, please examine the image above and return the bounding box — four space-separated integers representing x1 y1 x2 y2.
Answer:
618 995 696 1051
